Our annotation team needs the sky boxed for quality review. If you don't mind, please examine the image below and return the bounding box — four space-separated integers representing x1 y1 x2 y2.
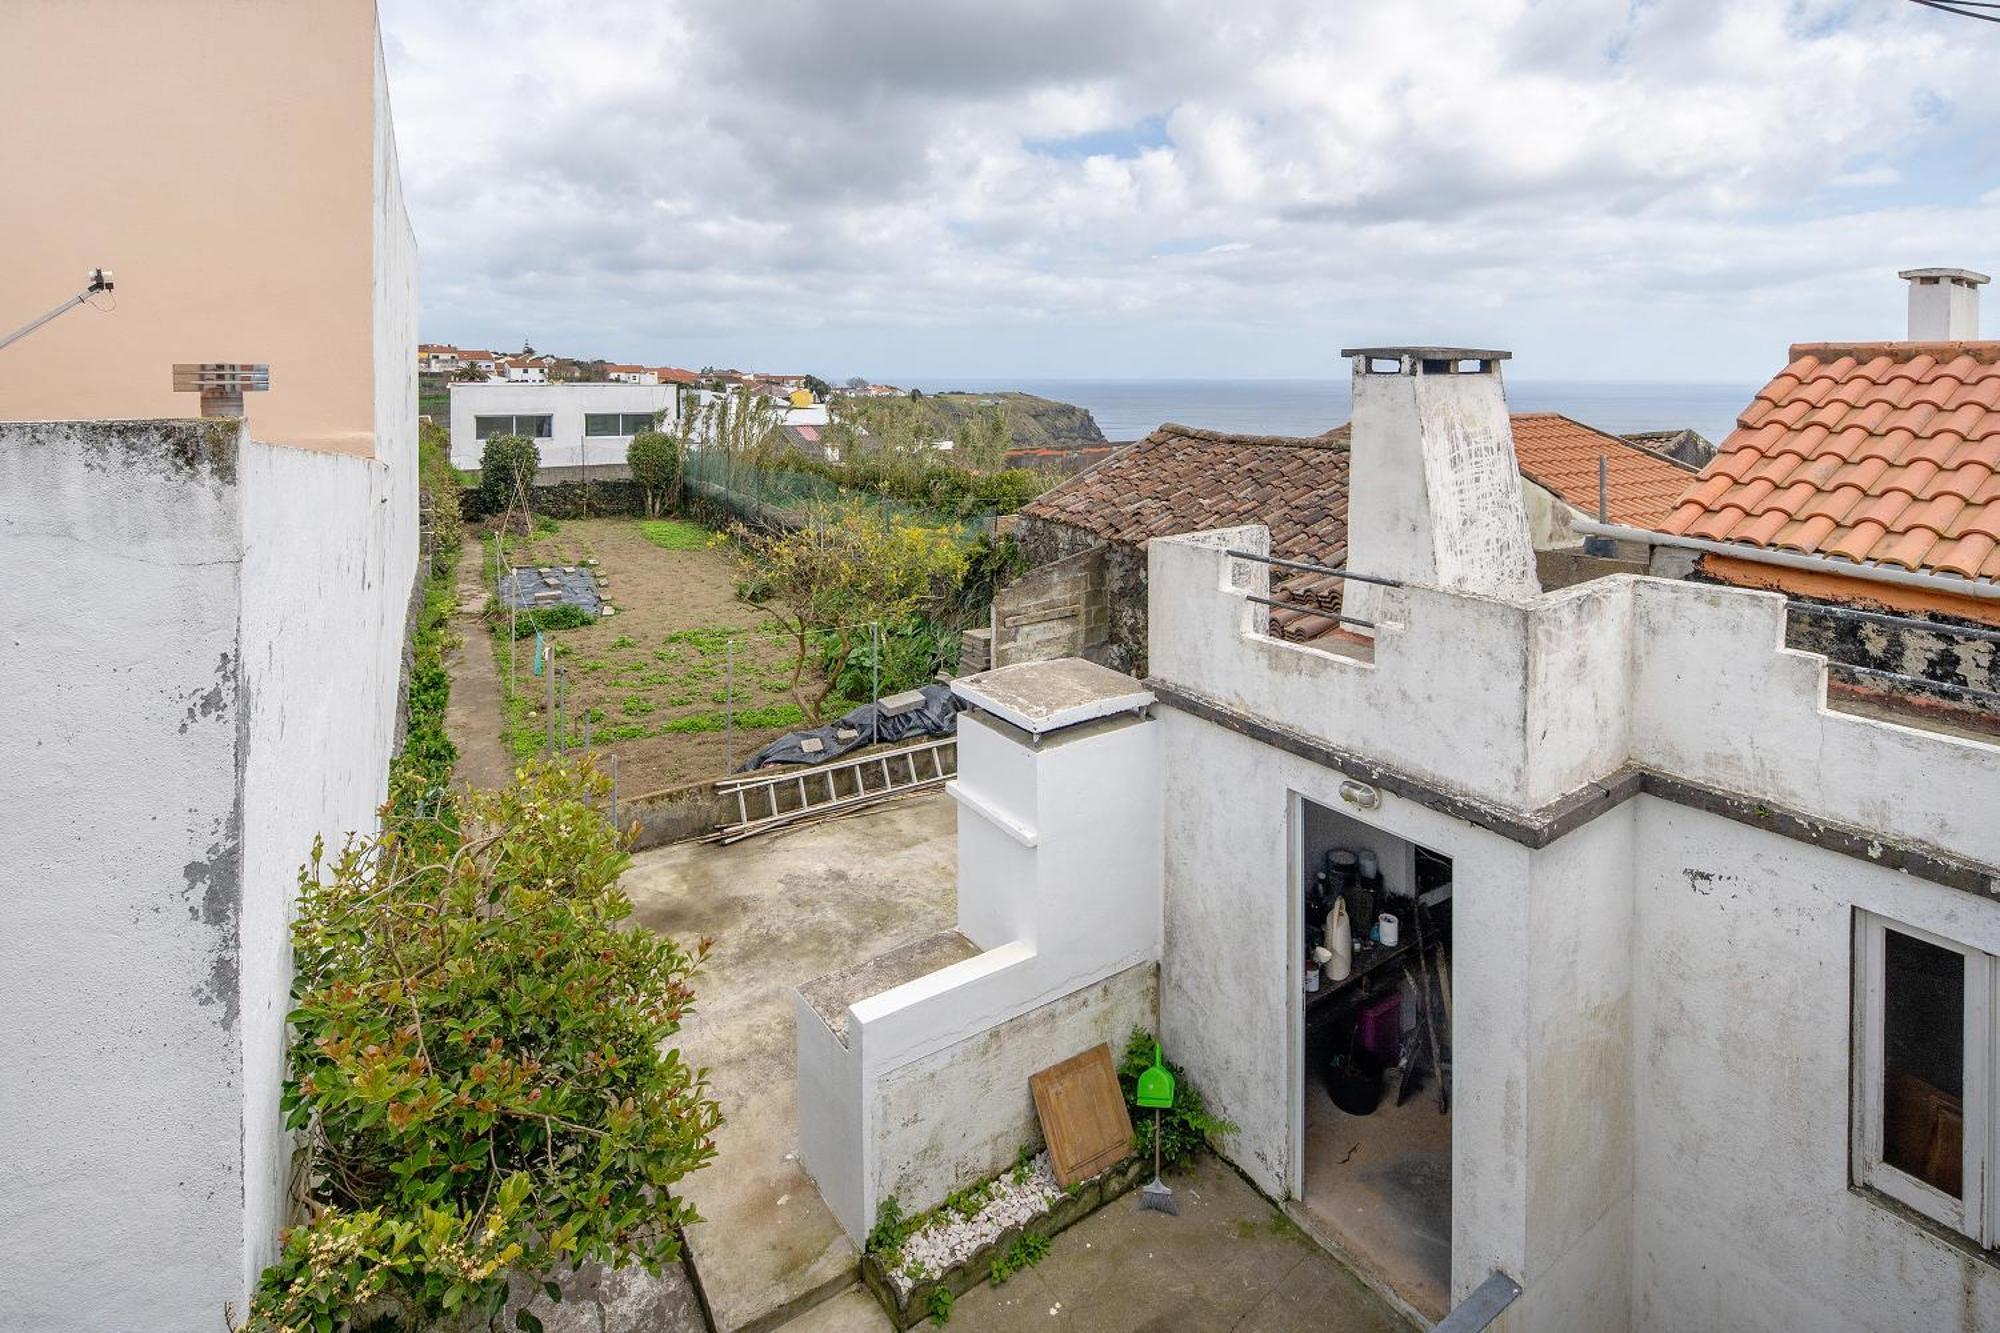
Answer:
379 0 2000 384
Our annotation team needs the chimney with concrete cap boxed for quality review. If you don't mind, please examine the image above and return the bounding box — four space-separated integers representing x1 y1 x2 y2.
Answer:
1899 267 1987 340
1338 347 1539 621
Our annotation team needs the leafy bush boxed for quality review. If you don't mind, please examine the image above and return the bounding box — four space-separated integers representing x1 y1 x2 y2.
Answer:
1117 1028 1236 1170
820 617 955 699
628 429 681 518
988 1230 1050 1285
479 432 541 514
241 762 721 1331
637 518 712 552
417 421 465 554
386 542 459 824
503 603 599 638
927 1287 954 1325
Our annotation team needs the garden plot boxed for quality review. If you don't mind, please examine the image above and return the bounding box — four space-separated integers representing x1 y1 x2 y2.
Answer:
481 517 834 794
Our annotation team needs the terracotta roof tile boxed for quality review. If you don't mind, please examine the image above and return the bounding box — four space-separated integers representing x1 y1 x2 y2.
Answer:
1661 341 2000 586
1019 422 1355 564
1506 413 1697 528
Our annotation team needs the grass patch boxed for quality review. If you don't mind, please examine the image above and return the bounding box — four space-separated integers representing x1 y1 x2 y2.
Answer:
637 518 715 552
505 604 598 638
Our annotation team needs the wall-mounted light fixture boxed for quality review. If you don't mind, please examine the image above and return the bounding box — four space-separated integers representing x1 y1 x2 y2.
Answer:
1338 779 1380 810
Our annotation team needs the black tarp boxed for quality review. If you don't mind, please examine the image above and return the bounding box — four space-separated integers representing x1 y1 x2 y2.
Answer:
736 683 963 770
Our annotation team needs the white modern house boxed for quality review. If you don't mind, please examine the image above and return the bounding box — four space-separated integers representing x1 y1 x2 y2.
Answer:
0 4 419 1329
447 379 685 473
795 344 2000 1330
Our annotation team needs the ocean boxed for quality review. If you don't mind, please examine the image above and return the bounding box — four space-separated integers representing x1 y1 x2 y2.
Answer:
909 377 1758 450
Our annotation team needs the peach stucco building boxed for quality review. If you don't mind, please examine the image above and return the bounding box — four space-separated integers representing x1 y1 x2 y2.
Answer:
1 0 407 459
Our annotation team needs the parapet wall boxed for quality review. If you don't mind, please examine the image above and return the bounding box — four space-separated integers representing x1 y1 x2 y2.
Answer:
1149 527 2000 870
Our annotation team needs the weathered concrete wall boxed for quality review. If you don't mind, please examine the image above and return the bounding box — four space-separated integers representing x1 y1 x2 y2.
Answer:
1629 797 2000 1333
0 419 253 1331
872 962 1156 1218
236 436 413 1290
1150 519 2000 1326
1519 806 1636 1333
1008 516 1148 675
805 697 1165 1242
989 547 1106 669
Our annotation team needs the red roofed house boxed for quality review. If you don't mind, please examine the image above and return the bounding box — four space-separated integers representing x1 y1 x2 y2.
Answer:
985 413 1689 676
1657 267 1998 723
1510 411 1696 541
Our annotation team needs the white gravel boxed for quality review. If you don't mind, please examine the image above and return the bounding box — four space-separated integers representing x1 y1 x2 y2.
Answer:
889 1154 1062 1293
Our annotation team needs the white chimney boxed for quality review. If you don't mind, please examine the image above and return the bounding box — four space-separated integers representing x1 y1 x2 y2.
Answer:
1899 267 1987 341
1340 347 1538 621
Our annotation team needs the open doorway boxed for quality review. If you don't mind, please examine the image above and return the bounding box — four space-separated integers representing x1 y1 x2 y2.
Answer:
1295 798 1454 1321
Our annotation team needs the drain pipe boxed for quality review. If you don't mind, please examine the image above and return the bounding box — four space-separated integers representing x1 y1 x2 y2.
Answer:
1570 519 2000 604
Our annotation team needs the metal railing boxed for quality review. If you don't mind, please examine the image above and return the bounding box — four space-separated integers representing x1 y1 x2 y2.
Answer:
1787 600 2000 708
1224 548 1403 631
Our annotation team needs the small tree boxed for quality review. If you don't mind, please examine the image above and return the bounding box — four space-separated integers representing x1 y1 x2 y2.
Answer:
479 432 539 520
734 512 968 720
628 427 681 518
239 762 720 1331
955 403 1011 473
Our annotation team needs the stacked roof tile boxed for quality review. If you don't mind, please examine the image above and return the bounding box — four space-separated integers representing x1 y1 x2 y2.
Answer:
1662 342 2000 583
1510 412 1696 528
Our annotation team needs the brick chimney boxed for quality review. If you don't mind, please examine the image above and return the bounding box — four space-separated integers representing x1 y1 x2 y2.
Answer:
1899 267 1987 340
1339 347 1539 619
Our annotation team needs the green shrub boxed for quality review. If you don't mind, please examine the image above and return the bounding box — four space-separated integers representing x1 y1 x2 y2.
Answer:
503 603 598 638
240 762 720 1331
628 429 681 518
417 421 464 554
1117 1028 1236 1170
386 543 459 823
479 432 540 514
927 1287 954 1325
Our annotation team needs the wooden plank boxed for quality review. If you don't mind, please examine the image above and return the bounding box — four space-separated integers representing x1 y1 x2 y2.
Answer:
1030 1043 1134 1187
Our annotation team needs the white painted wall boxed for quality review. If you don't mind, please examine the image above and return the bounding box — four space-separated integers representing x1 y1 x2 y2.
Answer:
1148 518 2000 1328
0 420 252 1332
447 381 679 471
872 963 1156 1218
797 699 1165 1241
1630 797 2000 1333
0 413 415 1331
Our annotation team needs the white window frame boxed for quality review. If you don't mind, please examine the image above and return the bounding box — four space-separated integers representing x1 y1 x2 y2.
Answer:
1852 910 1995 1245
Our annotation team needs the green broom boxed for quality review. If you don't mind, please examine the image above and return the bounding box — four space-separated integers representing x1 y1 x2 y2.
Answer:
1136 1042 1178 1215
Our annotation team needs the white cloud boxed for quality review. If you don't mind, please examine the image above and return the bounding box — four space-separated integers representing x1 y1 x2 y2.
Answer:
380 0 2000 379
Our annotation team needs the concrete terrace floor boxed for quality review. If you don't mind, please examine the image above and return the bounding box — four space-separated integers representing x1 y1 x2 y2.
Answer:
780 1153 1415 1333
623 792 960 1332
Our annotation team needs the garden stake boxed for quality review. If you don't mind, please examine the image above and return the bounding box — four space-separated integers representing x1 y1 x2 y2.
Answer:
1135 1042 1178 1216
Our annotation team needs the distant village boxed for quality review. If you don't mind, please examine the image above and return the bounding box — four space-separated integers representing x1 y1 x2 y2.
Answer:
417 342 901 401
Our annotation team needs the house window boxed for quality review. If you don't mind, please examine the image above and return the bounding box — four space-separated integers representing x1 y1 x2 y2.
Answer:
584 413 655 436
474 414 552 440
1854 911 1993 1244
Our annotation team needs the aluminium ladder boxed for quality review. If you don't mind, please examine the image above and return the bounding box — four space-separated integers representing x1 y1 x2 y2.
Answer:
710 736 957 843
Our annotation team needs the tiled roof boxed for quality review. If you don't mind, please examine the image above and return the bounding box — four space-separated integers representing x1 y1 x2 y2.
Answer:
1510 412 1695 528
1020 422 1353 565
655 366 699 384
1661 342 2000 582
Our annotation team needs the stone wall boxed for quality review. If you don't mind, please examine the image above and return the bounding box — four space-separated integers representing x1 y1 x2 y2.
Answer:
989 546 1105 667
1003 515 1149 675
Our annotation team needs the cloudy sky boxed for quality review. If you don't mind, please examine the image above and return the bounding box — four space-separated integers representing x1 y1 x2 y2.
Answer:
380 0 1999 384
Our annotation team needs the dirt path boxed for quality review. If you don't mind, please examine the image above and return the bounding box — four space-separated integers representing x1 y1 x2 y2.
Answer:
444 549 517 791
